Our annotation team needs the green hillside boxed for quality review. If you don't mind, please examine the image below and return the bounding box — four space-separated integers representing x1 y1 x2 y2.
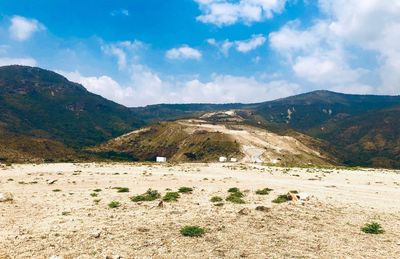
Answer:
0 65 144 161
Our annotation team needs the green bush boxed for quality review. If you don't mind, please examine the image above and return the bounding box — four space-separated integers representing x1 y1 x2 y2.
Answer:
178 187 193 193
93 189 102 192
180 226 205 237
272 194 289 204
361 222 384 234
131 189 161 202
226 188 245 204
113 187 129 193
162 192 180 202
255 188 273 195
90 192 98 197
228 187 240 193
108 201 120 208
226 194 245 204
52 189 62 192
210 196 223 202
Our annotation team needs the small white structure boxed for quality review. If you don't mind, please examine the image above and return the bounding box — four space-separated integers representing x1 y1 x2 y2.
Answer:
230 158 238 162
219 156 227 163
156 156 167 163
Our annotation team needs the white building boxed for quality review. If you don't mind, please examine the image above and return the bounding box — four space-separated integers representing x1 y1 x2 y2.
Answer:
156 156 167 163
219 156 227 162
230 158 238 162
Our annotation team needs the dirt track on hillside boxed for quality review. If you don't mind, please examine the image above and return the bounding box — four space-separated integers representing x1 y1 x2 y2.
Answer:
1 163 400 258
179 120 326 163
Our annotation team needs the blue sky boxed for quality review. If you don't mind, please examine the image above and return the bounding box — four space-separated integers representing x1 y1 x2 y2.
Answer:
0 0 399 106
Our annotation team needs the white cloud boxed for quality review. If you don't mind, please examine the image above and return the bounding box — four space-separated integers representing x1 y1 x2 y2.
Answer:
292 50 364 85
235 34 266 53
101 41 145 70
319 0 400 95
166 45 202 60
110 9 130 16
195 0 287 26
329 84 375 95
60 68 299 107
208 34 266 56
182 75 300 103
9 16 45 41
88 39 297 106
0 57 37 66
269 0 400 95
207 38 234 56
269 21 325 54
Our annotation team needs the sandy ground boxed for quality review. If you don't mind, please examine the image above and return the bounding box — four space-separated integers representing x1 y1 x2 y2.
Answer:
1 162 400 258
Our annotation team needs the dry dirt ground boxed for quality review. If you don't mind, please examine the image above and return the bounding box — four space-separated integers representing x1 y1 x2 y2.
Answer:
1 162 400 258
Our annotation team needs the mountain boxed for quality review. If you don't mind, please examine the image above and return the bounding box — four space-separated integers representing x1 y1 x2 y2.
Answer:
1 65 399 168
251 91 400 168
0 65 142 162
253 90 400 132
315 105 400 168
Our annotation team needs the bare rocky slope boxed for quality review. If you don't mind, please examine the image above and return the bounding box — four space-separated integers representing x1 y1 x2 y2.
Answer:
91 111 335 166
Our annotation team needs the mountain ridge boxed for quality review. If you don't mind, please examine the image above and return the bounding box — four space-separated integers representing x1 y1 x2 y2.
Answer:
0 65 399 168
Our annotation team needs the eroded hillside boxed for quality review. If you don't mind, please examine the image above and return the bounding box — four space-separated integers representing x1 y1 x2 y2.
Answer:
92 111 335 166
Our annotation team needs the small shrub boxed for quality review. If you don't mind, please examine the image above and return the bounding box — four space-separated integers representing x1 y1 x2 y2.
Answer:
131 189 161 202
228 187 240 193
272 194 289 204
113 187 129 193
210 196 223 202
93 199 101 204
226 188 245 204
361 222 384 234
178 187 193 193
226 194 245 204
93 189 102 192
108 201 120 208
52 189 62 192
214 202 224 207
162 192 180 202
180 226 205 237
227 187 244 197
90 193 98 197
61 211 71 216
255 188 273 195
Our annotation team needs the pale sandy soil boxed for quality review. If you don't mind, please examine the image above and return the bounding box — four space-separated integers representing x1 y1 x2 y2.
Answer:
1 162 400 258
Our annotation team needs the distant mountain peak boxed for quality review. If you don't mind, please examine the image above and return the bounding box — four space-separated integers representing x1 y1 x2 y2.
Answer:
0 65 85 92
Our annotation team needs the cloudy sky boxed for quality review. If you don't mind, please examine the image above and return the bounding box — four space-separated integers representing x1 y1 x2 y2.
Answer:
0 0 399 106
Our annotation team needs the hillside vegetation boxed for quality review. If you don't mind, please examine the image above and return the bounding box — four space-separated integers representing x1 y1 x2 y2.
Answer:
0 66 143 162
